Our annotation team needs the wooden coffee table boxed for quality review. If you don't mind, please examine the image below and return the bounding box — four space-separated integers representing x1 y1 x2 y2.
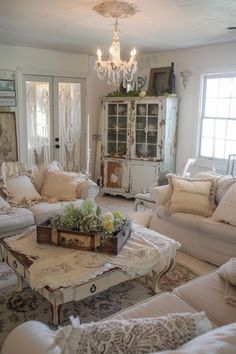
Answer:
0 236 175 325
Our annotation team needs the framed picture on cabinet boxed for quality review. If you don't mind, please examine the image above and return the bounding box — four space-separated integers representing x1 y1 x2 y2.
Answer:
0 112 18 163
148 66 170 96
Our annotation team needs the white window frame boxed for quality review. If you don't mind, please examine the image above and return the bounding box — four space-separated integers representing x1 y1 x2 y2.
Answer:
195 70 236 174
198 73 236 160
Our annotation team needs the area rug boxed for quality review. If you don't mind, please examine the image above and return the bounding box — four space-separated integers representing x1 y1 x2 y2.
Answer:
0 262 196 349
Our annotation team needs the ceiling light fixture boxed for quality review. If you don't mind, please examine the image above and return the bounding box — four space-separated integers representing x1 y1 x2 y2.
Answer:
93 0 138 88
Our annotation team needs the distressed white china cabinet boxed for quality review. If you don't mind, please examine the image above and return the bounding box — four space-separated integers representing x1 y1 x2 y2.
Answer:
100 96 178 197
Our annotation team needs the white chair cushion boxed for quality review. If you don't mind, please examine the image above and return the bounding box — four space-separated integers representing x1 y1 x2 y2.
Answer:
29 199 84 225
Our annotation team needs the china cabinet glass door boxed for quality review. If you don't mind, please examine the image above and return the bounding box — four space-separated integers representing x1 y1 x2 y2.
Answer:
135 103 159 159
107 102 128 157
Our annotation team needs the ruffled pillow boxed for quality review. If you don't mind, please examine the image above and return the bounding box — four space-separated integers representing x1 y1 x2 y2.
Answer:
0 174 41 207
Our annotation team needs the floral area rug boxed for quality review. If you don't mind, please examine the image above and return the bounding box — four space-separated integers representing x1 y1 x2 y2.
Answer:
0 262 196 349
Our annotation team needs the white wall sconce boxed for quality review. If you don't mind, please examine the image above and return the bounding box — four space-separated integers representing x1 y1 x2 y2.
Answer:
180 71 192 89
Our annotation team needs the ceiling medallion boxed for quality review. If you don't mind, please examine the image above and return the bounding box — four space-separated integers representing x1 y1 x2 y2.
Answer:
93 0 138 88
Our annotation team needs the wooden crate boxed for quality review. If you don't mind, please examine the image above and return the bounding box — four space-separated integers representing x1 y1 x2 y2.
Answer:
36 221 132 255
37 222 101 251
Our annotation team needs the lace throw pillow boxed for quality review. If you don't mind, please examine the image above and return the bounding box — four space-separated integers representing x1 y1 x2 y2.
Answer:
57 312 212 354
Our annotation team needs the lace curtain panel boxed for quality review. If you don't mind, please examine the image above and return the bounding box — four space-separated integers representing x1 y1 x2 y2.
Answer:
58 83 81 172
26 81 51 165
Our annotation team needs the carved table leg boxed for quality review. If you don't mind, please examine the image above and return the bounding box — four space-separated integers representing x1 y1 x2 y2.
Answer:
51 303 63 326
15 273 23 292
144 258 175 294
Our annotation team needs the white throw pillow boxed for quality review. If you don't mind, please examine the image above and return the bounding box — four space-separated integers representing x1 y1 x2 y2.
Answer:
31 161 63 192
166 176 216 217
216 175 236 204
212 183 236 226
218 258 236 286
4 175 41 206
41 170 77 201
131 210 153 227
58 312 211 354
157 322 236 354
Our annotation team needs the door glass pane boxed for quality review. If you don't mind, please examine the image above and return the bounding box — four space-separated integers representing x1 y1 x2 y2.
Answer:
118 130 127 142
118 143 126 156
118 116 127 128
148 117 158 130
148 104 158 115
108 129 116 141
108 142 116 155
58 82 81 171
25 81 51 165
136 144 146 158
147 145 157 157
147 131 157 144
137 104 146 115
136 131 146 143
200 137 213 157
136 117 146 129
202 119 214 138
108 116 116 128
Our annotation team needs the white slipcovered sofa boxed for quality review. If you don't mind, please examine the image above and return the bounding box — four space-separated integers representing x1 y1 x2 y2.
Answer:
150 174 236 266
0 161 99 238
2 262 236 354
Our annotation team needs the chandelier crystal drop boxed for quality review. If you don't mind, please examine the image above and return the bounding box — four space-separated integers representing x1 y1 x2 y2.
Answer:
93 1 138 88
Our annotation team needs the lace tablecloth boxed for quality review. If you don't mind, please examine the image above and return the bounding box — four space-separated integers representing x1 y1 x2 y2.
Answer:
5 224 180 290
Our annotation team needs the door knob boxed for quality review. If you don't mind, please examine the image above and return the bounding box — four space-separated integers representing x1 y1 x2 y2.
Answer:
55 137 59 142
55 144 60 149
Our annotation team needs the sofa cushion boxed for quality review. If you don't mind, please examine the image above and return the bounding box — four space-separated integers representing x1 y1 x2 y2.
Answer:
166 176 216 217
157 322 236 354
29 199 84 225
174 272 236 327
4 175 41 206
108 293 197 321
212 183 236 227
0 208 35 237
41 170 77 201
63 312 211 354
156 205 236 244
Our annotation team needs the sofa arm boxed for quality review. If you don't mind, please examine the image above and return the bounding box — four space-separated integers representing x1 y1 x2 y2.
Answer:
150 185 170 206
76 179 99 199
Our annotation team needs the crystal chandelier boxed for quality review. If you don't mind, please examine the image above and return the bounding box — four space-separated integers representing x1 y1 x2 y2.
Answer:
93 0 138 88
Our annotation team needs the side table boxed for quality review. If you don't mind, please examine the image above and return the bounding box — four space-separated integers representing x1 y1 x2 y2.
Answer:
134 192 156 211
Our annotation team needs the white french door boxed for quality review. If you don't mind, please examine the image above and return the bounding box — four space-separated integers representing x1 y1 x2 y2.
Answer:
23 75 86 171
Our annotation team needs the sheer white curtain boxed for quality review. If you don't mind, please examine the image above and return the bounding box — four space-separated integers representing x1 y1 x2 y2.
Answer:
58 83 81 171
26 81 51 165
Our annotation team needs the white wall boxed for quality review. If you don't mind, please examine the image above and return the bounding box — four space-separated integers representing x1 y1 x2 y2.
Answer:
138 41 236 174
1 41 236 178
0 43 109 177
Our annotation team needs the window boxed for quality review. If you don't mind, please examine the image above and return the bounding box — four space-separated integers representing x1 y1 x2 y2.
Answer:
200 74 236 159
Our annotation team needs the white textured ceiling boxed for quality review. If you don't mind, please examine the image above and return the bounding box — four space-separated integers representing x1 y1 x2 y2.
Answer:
0 0 235 56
